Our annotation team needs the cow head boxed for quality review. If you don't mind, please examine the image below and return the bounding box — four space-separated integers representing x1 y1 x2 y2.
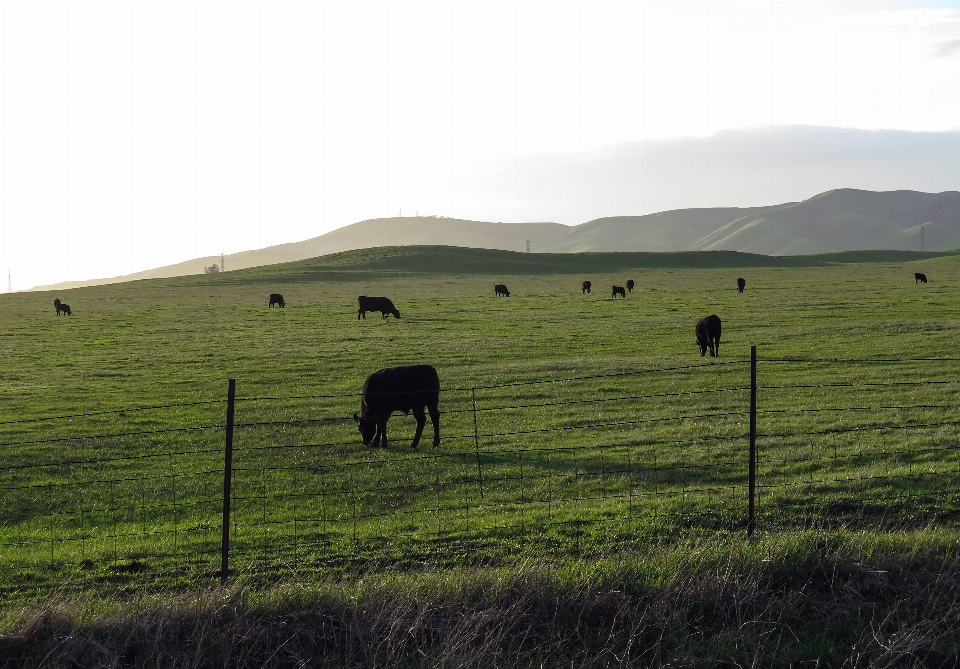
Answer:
697 335 708 357
354 412 377 446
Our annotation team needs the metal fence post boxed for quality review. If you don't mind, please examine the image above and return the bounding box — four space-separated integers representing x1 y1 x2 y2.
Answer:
221 378 236 584
473 388 484 498
748 346 757 539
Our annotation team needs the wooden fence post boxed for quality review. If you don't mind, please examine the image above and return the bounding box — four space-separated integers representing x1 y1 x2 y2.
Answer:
221 378 236 584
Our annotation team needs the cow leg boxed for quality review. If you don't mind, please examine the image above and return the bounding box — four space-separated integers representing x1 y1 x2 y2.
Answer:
410 410 426 449
378 418 389 448
428 405 440 447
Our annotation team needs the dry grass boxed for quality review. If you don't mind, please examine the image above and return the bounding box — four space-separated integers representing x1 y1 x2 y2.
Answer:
3 530 960 668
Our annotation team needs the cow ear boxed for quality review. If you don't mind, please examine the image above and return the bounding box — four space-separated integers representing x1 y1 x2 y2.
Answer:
353 413 360 423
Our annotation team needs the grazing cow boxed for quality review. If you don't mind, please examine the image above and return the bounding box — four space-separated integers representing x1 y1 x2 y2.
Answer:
612 286 626 298
737 278 746 293
268 293 285 308
53 299 71 317
626 279 635 292
582 280 592 294
915 273 928 284
354 364 441 449
358 296 401 320
696 314 722 357
494 283 510 297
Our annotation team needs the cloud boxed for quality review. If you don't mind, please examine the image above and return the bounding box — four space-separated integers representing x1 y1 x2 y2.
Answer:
448 126 960 225
933 37 960 56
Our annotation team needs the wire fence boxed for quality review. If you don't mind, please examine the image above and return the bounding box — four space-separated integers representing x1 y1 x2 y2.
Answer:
3 352 960 598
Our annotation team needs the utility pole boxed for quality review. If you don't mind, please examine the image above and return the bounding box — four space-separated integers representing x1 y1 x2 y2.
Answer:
525 240 531 253
220 253 225 272
7 270 10 293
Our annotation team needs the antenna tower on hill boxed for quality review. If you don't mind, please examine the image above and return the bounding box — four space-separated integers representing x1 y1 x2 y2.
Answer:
920 225 925 252
221 253 225 272
526 240 531 253
7 270 10 293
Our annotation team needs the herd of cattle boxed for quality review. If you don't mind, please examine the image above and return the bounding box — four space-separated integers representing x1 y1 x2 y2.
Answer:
48 272 932 329
47 271 933 451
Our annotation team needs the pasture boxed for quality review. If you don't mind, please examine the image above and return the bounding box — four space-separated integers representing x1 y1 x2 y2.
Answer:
4 246 960 626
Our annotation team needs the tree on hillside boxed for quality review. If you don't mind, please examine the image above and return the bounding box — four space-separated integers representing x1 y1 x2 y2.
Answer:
204 264 220 274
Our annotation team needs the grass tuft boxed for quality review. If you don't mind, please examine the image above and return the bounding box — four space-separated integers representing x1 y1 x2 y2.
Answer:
4 530 960 667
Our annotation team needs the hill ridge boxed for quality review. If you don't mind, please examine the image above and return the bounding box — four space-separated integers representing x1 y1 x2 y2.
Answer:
27 189 960 291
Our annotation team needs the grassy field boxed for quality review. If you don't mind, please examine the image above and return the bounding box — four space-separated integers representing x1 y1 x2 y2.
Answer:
4 246 960 665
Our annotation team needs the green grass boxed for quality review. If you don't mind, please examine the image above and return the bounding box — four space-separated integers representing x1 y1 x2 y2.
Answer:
4 245 960 663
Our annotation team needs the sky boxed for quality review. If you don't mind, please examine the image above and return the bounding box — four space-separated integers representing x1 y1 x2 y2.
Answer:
2 1 960 290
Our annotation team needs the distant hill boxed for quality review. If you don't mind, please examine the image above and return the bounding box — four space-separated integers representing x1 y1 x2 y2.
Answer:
168 246 960 287
29 189 960 291
693 189 960 255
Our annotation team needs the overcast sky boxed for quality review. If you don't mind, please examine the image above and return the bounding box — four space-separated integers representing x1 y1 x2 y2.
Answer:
2 1 960 289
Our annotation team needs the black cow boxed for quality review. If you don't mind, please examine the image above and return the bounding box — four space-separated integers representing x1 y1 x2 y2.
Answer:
494 284 510 297
626 279 635 292
696 314 722 357
582 280 591 294
915 273 928 284
268 293 285 308
354 364 441 449
612 286 626 298
53 299 71 316
737 278 745 293
358 296 401 319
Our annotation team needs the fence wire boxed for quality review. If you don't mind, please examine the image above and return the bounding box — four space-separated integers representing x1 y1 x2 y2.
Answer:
2 355 960 598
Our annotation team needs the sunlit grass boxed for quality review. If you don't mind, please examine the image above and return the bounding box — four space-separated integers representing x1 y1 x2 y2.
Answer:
2 246 960 599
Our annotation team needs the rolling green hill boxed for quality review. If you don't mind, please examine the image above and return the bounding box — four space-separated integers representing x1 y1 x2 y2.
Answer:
186 245 960 286
30 189 960 291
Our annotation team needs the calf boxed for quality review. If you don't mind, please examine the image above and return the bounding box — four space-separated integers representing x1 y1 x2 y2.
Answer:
53 299 71 316
582 280 591 294
358 296 401 319
626 279 635 292
696 314 722 357
612 285 626 298
268 293 285 308
354 364 441 449
494 283 510 297
737 277 745 293
915 272 927 284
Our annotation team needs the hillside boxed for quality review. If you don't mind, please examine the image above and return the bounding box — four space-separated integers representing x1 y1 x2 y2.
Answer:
695 189 960 254
29 189 960 291
159 246 960 289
